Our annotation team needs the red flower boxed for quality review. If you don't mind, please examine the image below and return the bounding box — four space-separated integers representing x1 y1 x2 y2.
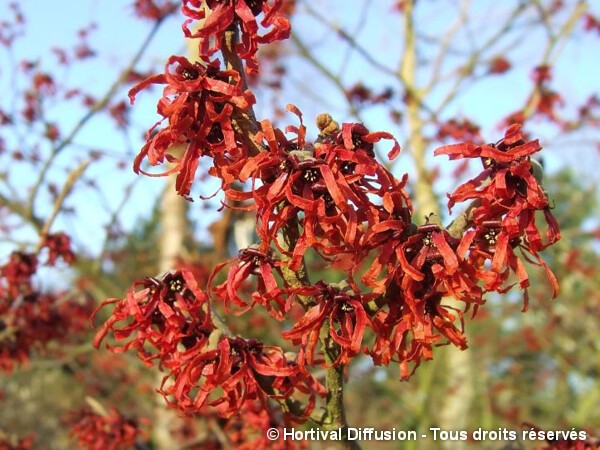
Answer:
434 125 559 245
1 244 91 372
230 109 405 272
529 65 564 124
531 65 552 84
41 232 76 265
369 290 465 380
128 57 255 197
159 336 324 418
92 269 214 368
132 0 178 21
183 399 309 449
222 400 309 449
435 118 482 143
1 292 92 372
0 252 37 299
282 281 371 366
182 0 291 73
94 269 323 418
212 246 288 319
583 13 600 35
435 125 560 304
488 56 511 74
364 224 483 379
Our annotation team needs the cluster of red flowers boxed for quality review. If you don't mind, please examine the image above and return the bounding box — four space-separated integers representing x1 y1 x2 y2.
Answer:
0 233 90 372
95 0 563 437
345 82 394 107
175 400 307 450
181 0 290 73
435 118 482 143
435 124 560 309
212 246 287 318
129 57 256 198
133 0 178 21
68 407 146 450
212 399 308 450
93 269 324 419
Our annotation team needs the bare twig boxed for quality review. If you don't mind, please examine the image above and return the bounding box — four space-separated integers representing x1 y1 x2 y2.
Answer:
36 158 92 249
27 17 166 225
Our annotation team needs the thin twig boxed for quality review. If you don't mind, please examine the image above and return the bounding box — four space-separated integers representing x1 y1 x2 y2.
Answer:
27 17 166 224
36 158 92 249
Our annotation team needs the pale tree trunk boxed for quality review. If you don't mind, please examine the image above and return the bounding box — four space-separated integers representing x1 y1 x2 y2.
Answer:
153 174 189 450
151 26 205 448
400 2 475 447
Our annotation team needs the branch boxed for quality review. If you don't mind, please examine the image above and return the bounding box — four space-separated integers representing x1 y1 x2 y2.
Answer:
399 0 440 219
215 18 358 447
446 199 481 239
522 1 587 120
290 32 364 122
318 323 361 450
303 4 435 118
430 1 529 116
27 17 166 225
36 158 92 248
221 25 263 156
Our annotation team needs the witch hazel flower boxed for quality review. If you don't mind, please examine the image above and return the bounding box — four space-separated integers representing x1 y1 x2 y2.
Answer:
159 336 324 418
92 269 214 368
230 107 405 273
94 269 324 418
435 124 560 306
68 407 147 450
211 246 288 319
128 57 256 197
282 281 372 366
181 0 291 73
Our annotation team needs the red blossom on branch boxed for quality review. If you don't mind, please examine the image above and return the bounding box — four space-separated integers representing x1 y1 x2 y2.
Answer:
0 252 38 299
42 232 76 265
132 0 178 21
435 118 482 143
159 336 324 418
212 246 288 319
92 269 213 368
89 0 567 430
181 0 291 73
488 56 512 74
1 241 88 372
282 281 372 366
93 269 324 418
435 124 560 306
229 109 404 272
128 57 256 197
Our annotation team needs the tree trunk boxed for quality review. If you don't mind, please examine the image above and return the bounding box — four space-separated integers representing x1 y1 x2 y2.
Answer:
153 174 189 450
400 3 475 446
